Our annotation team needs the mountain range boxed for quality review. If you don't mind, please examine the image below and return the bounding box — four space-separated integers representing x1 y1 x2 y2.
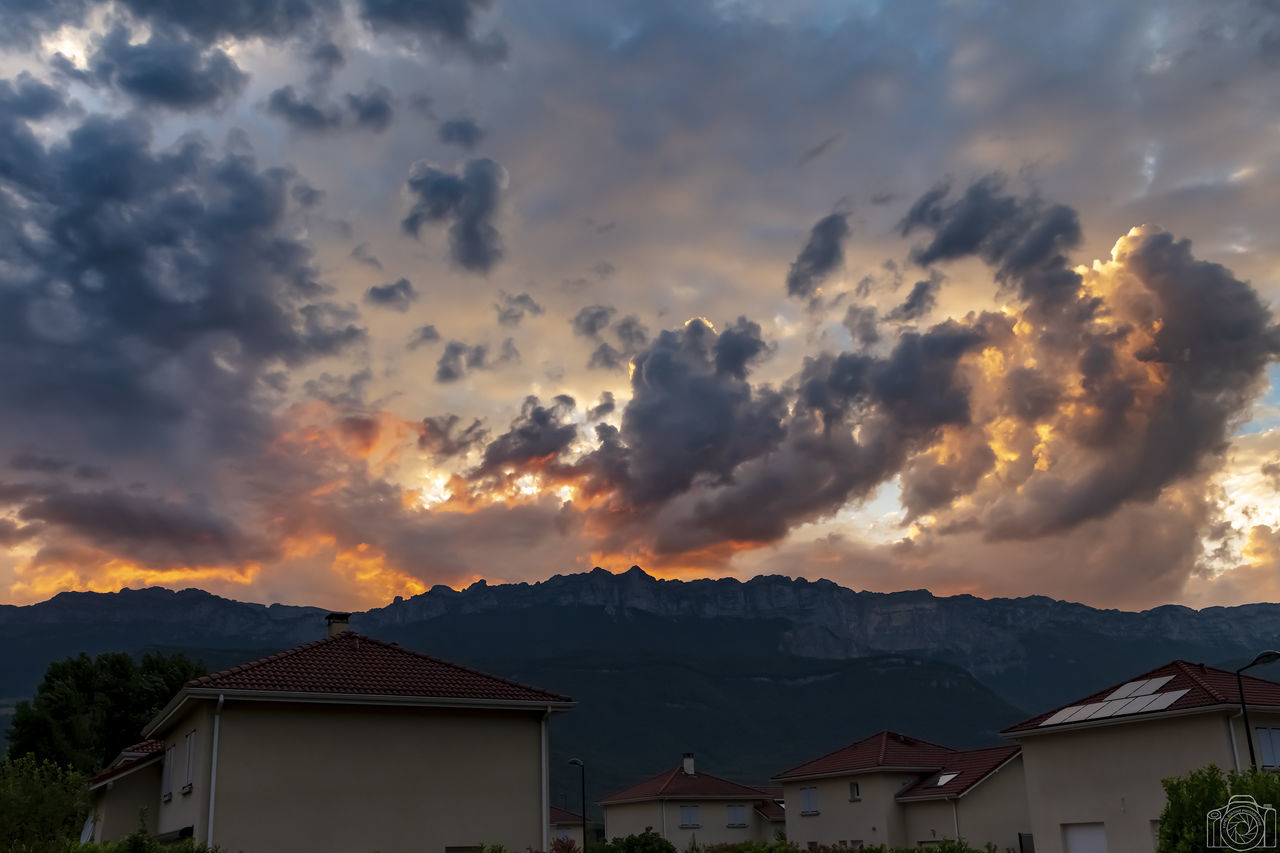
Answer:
4 567 1279 814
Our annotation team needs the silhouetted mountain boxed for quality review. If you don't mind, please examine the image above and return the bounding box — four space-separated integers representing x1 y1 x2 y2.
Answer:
4 568 1278 813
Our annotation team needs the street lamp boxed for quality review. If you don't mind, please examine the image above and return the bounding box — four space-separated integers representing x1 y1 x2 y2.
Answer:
568 758 587 851
1237 651 1280 768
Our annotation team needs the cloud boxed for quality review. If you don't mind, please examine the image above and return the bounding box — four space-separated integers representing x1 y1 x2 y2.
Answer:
266 85 344 132
494 291 543 326
435 337 518 382
0 73 67 120
406 324 441 350
419 413 488 459
356 0 506 59
345 84 394 132
402 158 507 273
364 277 418 312
571 304 615 338
439 117 484 149
351 242 382 268
786 212 849 299
885 270 945 323
90 26 248 111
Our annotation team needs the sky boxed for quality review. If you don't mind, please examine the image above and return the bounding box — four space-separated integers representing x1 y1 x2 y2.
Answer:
0 0 1279 612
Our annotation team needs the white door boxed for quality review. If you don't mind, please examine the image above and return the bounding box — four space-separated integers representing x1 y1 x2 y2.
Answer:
1062 823 1109 853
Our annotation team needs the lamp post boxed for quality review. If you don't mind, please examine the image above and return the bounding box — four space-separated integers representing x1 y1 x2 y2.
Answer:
1237 650 1280 769
569 758 587 852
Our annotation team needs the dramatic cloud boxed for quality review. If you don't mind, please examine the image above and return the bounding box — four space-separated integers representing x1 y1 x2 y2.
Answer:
571 305 615 338
494 291 543 326
266 85 344 132
356 0 506 59
90 27 248 111
402 158 506 273
786 213 849 299
406 324 441 350
345 84 394 132
435 338 518 382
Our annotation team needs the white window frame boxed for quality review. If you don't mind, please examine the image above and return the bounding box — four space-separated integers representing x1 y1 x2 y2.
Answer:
800 786 819 815
162 745 175 801
1258 727 1280 767
849 781 861 801
726 803 746 828
679 803 701 828
182 730 196 793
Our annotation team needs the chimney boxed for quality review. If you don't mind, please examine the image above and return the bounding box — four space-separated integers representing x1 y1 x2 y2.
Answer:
325 612 352 637
682 753 695 776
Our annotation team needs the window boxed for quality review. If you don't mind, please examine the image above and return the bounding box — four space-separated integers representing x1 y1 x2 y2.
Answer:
849 781 861 801
936 772 959 787
162 745 175 801
1258 728 1280 767
182 731 196 794
679 804 700 828
726 804 746 827
800 786 819 815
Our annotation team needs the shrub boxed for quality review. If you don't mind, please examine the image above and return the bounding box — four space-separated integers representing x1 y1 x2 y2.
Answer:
1159 764 1280 853
600 829 677 853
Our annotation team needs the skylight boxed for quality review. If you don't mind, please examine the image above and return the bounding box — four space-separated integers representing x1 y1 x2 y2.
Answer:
936 772 959 786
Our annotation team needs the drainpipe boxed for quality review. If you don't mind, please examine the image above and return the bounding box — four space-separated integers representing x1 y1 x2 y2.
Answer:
661 798 667 839
951 797 960 841
207 694 225 847
1230 710 1244 772
541 708 550 852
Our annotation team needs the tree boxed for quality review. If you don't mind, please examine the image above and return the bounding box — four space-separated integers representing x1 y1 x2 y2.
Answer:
1159 764 1280 852
0 752 86 853
600 829 677 853
6 652 205 773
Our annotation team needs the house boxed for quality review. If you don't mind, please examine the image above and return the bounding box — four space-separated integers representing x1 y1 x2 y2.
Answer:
1003 659 1280 853
600 753 784 847
774 730 1030 850
87 740 165 841
549 805 585 849
88 612 574 853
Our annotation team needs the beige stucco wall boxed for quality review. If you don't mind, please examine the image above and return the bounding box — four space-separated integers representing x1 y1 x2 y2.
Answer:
154 704 215 840
901 756 1029 851
1017 710 1280 853
550 822 584 849
154 698 547 853
605 799 774 846
91 763 162 842
782 771 921 848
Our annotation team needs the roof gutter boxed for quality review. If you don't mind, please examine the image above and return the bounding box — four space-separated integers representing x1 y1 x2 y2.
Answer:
87 755 163 791
773 764 945 783
145 687 573 737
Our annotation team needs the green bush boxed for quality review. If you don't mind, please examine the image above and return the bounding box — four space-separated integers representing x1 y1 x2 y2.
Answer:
0 754 87 853
1159 764 1280 853
601 829 677 853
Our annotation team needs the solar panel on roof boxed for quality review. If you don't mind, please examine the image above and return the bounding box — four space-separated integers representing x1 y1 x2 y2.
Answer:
1060 702 1108 723
1132 675 1174 696
1142 688 1189 712
1084 698 1135 719
1039 706 1082 727
1114 692 1164 715
1104 680 1148 701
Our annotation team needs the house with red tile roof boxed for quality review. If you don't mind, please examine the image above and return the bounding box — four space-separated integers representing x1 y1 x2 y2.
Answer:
1003 659 1280 853
86 740 165 842
549 805 585 849
600 753 784 847
773 730 1029 850
89 612 573 853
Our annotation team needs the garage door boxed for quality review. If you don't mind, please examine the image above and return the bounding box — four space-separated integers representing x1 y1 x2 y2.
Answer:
1062 823 1108 853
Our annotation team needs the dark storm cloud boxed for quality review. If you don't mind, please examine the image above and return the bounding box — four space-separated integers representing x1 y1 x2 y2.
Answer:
0 517 38 545
494 291 543 326
345 84 394 132
571 305 615 338
402 158 506 273
307 39 345 85
406 324 441 350
1002 366 1061 422
475 395 578 477
843 305 879 347
0 109 364 454
0 73 67 120
0 0 91 48
439 117 484 149
900 176 1084 316
785 212 849 299
418 413 488 459
886 271 944 322
266 85 344 132
90 27 248 111
291 180 325 207
356 0 506 59
17 487 261 564
588 342 624 371
586 391 615 421
614 315 649 353
364 277 418 312
113 0 341 46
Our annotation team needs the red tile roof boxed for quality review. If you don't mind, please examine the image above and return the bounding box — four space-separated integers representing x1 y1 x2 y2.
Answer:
90 739 165 788
601 766 776 804
754 798 786 822
185 631 571 704
550 806 582 826
895 745 1021 801
773 730 956 781
1004 660 1280 734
